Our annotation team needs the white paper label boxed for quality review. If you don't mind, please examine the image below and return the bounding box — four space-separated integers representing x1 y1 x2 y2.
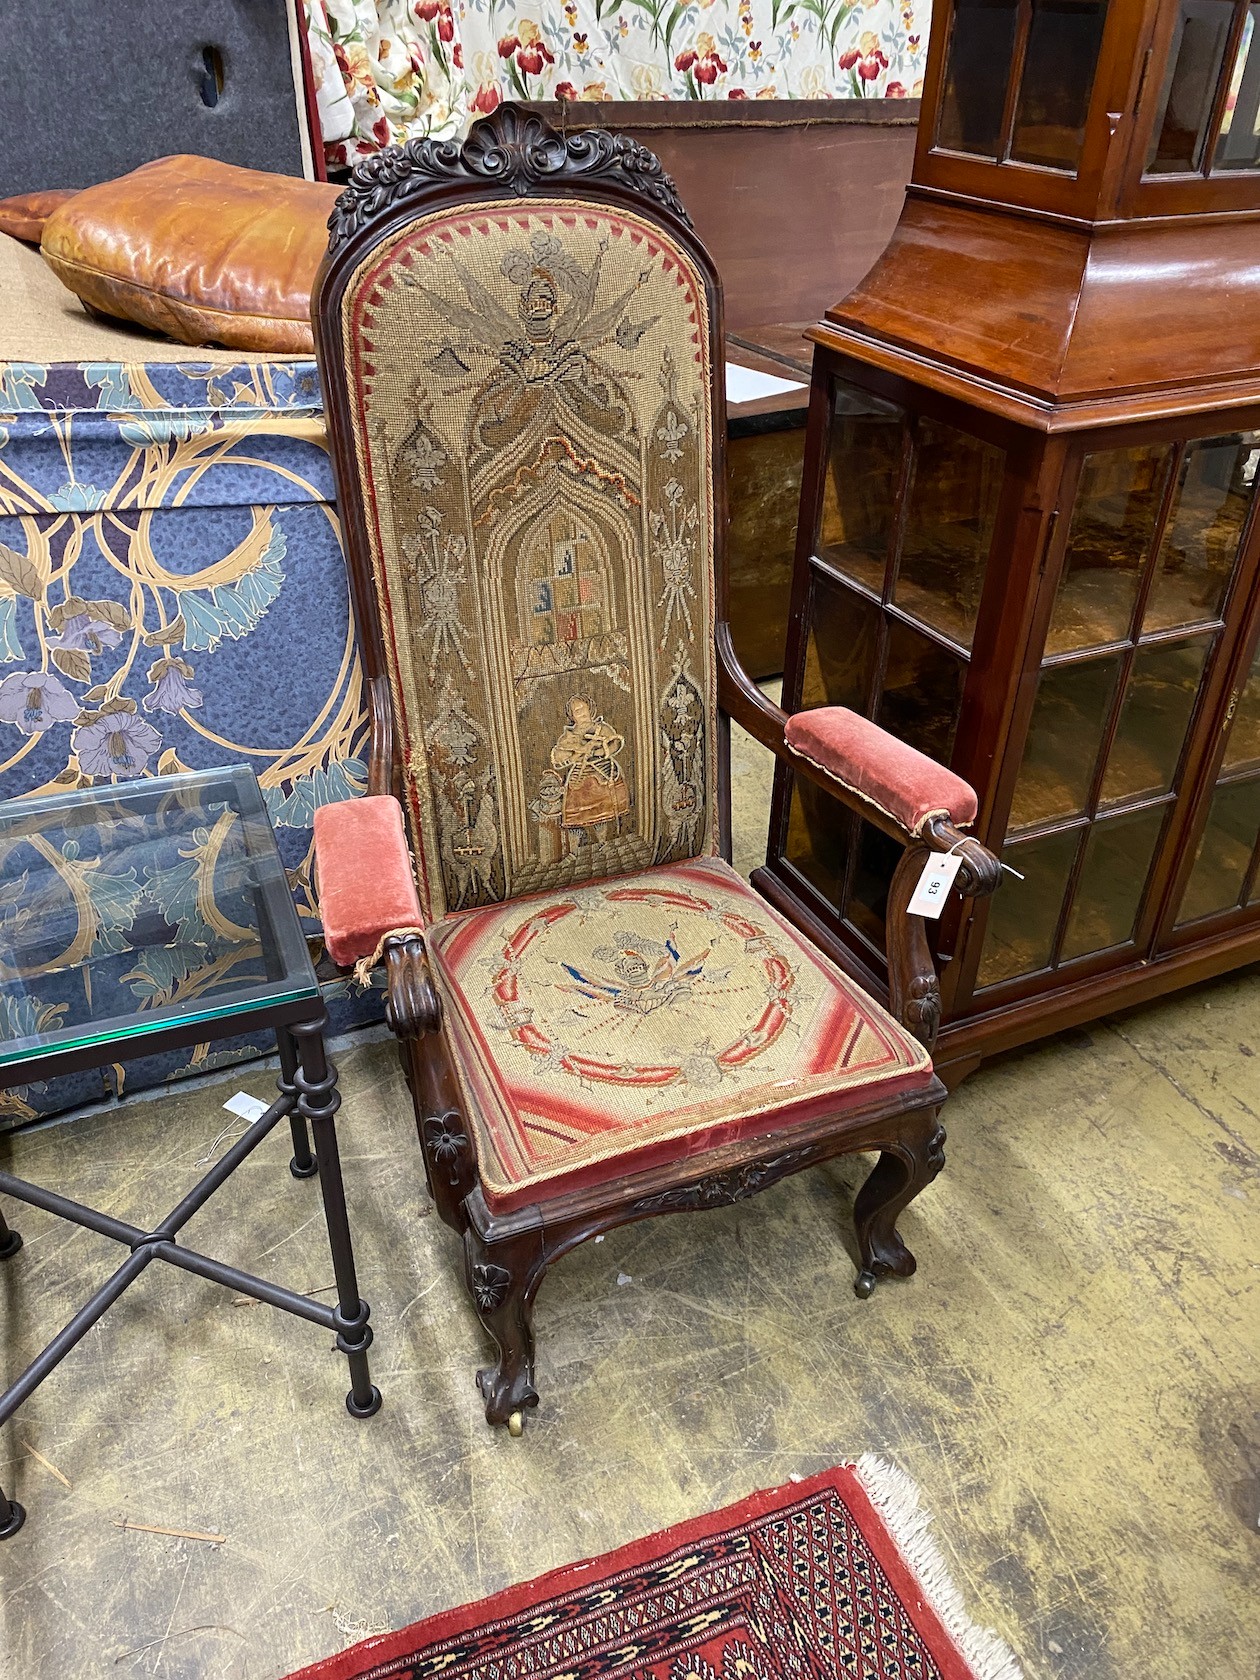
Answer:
906 851 965 919
725 362 807 404
224 1091 271 1122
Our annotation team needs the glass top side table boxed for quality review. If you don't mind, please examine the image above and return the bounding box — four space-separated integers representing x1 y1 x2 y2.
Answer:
0 767 381 1540
0 766 317 1073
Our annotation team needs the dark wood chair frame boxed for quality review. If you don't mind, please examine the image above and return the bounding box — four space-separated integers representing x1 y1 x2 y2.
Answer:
312 105 1002 1434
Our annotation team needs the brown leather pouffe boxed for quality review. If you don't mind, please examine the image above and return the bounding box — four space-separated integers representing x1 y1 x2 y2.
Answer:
39 156 341 352
0 188 78 245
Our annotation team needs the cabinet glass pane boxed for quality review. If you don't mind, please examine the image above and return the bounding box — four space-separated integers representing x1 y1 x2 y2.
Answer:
785 775 850 910
1223 640 1260 770
846 819 902 953
878 620 966 764
894 420 1005 649
936 0 1020 157
1010 0 1109 172
1047 445 1173 654
976 827 1080 986
818 385 902 596
1100 636 1211 804
1214 8 1260 169
800 573 879 712
1147 0 1233 173
1176 776 1260 921
1061 806 1166 958
1144 432 1259 632
1009 655 1122 830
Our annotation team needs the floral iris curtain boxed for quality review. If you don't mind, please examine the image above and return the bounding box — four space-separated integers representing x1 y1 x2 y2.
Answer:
303 0 928 167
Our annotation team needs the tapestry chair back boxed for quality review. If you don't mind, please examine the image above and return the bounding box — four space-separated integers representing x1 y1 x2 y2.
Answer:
327 188 720 923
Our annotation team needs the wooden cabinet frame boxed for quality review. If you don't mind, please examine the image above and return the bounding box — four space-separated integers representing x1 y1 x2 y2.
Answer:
761 253 1260 1083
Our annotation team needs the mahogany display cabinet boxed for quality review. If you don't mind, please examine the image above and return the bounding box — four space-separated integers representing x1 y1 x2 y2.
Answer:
757 0 1260 1083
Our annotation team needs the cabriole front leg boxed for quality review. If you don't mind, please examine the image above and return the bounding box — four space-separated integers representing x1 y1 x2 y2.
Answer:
287 1019 382 1418
463 1222 546 1435
852 1109 946 1298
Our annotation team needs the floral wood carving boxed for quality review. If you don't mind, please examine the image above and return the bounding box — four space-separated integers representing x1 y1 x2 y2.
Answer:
423 1109 469 1186
471 1261 513 1311
327 103 692 252
632 1147 815 1216
901 974 941 1053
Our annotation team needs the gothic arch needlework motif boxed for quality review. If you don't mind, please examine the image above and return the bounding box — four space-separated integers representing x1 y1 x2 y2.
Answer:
342 198 717 920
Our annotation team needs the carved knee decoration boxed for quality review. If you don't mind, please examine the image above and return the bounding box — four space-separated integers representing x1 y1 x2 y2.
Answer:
462 1209 546 1432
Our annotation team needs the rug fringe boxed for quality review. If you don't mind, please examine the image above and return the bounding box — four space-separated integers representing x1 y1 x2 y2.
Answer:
853 1454 1026 1680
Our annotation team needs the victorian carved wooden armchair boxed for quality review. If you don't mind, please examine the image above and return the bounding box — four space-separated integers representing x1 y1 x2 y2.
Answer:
310 106 1001 1435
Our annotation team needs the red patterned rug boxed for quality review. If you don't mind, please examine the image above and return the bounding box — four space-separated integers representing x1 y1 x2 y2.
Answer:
286 1460 1023 1680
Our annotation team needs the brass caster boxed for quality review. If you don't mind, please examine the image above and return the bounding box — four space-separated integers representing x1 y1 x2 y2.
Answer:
507 1411 524 1438
853 1269 877 1299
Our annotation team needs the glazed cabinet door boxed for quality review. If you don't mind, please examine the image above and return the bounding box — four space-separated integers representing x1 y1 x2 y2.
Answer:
968 419 1260 998
767 370 1030 977
1160 581 1260 935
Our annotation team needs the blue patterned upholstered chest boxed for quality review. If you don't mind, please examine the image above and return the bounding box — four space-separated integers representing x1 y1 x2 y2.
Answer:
0 240 381 1127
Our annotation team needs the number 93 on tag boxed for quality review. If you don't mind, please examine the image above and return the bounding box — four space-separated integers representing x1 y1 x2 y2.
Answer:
906 850 965 919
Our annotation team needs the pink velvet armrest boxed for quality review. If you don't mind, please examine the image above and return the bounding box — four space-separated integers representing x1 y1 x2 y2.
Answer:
784 707 977 838
313 795 423 967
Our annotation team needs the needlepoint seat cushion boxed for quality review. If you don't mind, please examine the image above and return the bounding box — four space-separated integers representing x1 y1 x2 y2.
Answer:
425 856 934 1212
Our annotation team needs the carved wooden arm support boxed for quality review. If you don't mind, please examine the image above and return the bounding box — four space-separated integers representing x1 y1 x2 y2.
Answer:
885 830 1000 1052
365 674 400 799
716 630 1001 1050
382 933 443 1038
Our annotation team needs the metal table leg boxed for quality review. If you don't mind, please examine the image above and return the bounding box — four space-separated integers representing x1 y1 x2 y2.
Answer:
0 1205 23 1535
288 1018 381 1418
0 1488 23 1538
0 1199 21 1260
278 1027 318 1179
0 1020 381 1537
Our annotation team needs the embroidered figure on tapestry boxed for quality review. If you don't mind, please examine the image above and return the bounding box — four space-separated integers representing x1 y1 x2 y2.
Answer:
561 928 721 1017
539 697 630 860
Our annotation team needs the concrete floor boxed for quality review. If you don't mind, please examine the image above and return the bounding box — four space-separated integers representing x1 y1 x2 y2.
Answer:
0 731 1257 1680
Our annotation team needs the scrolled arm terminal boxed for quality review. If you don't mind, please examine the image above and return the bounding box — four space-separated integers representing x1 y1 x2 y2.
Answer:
312 794 441 1037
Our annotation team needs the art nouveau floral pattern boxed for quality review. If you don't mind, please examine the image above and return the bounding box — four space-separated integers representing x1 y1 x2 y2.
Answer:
0 358 382 1124
303 0 927 164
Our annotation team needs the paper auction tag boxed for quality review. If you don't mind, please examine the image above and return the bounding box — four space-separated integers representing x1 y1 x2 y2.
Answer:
906 851 965 919
224 1091 271 1122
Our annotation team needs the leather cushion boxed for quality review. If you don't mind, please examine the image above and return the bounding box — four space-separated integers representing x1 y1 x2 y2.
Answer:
40 156 340 352
0 188 77 245
785 706 978 836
